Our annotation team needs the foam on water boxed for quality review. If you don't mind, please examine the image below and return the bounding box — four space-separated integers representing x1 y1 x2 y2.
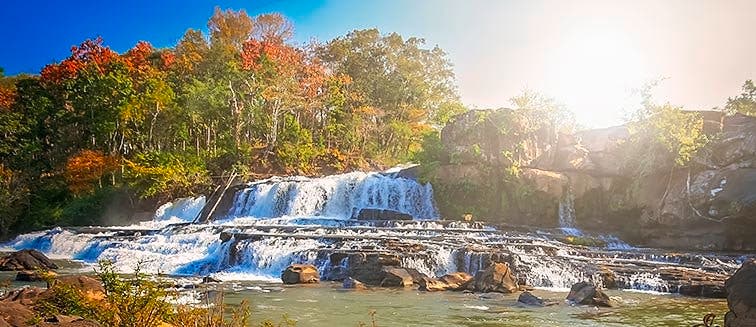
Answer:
1 168 743 293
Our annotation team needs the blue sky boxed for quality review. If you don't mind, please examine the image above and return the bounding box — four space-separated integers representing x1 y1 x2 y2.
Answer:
2 0 755 127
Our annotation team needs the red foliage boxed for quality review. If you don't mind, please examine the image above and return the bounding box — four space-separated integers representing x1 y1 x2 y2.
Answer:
64 150 119 195
123 41 154 74
241 40 326 97
40 37 119 84
160 51 176 69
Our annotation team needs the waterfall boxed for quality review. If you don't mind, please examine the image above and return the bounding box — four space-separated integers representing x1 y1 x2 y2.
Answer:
558 187 581 235
0 168 743 294
225 171 439 220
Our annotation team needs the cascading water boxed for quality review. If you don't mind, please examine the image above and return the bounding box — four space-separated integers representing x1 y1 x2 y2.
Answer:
0 168 745 294
558 187 581 236
226 171 438 220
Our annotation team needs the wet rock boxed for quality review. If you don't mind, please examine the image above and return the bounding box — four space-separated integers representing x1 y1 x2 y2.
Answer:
566 282 615 307
419 272 473 292
518 291 558 307
342 277 367 290
347 253 401 285
598 268 617 289
281 264 320 284
658 267 727 298
354 208 413 221
16 270 57 282
201 276 222 284
724 259 756 327
380 267 413 287
219 231 233 242
479 292 507 300
470 262 518 293
0 249 58 271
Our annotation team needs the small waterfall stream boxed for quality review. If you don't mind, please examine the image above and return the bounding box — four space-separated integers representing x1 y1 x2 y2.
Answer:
1 168 745 293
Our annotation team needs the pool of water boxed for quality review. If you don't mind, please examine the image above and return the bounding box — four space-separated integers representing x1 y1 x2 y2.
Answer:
221 282 727 327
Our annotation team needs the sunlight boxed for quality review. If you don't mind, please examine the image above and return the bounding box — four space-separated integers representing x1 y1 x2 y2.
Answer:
544 27 652 127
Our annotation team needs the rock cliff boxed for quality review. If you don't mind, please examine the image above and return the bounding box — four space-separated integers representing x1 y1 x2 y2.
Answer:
428 109 756 250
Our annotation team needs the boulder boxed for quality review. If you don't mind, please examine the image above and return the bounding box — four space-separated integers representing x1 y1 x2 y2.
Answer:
201 276 222 284
219 231 233 242
354 208 413 221
0 286 49 305
16 270 57 282
419 272 473 292
347 253 401 286
566 282 615 307
380 267 413 287
342 277 367 290
725 259 756 327
470 262 518 293
0 249 58 271
518 291 558 307
281 264 320 284
0 301 35 326
50 276 106 302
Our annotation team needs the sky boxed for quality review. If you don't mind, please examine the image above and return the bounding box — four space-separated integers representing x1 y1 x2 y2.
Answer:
2 0 755 128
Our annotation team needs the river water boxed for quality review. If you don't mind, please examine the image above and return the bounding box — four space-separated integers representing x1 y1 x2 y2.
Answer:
0 168 745 326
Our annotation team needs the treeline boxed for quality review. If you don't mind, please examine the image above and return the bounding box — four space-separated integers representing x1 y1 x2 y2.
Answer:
0 8 463 236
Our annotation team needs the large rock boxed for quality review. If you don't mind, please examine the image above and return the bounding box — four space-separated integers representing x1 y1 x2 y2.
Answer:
380 267 413 287
50 276 106 302
518 291 558 307
419 272 473 292
725 259 756 327
566 282 615 307
0 301 35 326
347 253 401 286
281 264 320 284
354 208 413 221
0 249 58 271
16 270 57 282
470 262 518 293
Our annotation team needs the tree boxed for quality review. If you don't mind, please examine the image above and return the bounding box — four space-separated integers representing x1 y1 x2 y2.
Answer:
319 29 459 160
724 80 756 116
64 150 118 195
207 7 253 51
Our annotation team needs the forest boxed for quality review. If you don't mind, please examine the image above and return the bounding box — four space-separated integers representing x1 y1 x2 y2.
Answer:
1 7 754 239
0 8 464 237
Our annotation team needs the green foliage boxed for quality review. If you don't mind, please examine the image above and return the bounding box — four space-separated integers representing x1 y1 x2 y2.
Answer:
125 151 211 199
724 80 756 116
0 9 465 237
626 83 709 171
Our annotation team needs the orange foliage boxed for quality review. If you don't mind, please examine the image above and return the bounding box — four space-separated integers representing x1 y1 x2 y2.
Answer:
160 51 176 69
241 40 326 98
0 86 14 110
123 41 154 74
64 150 119 195
41 37 119 84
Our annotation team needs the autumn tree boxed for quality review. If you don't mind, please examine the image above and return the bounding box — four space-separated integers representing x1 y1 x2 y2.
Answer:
64 150 118 195
319 29 459 160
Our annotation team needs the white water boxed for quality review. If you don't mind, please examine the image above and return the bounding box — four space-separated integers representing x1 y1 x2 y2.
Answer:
1 169 741 293
227 171 438 220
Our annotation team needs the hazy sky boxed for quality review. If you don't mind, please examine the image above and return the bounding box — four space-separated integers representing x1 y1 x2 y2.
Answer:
2 0 755 127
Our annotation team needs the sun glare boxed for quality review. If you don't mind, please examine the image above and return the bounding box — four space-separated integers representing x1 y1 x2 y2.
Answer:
544 28 651 127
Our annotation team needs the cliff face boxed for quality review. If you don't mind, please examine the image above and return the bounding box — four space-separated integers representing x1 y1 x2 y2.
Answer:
430 109 756 251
